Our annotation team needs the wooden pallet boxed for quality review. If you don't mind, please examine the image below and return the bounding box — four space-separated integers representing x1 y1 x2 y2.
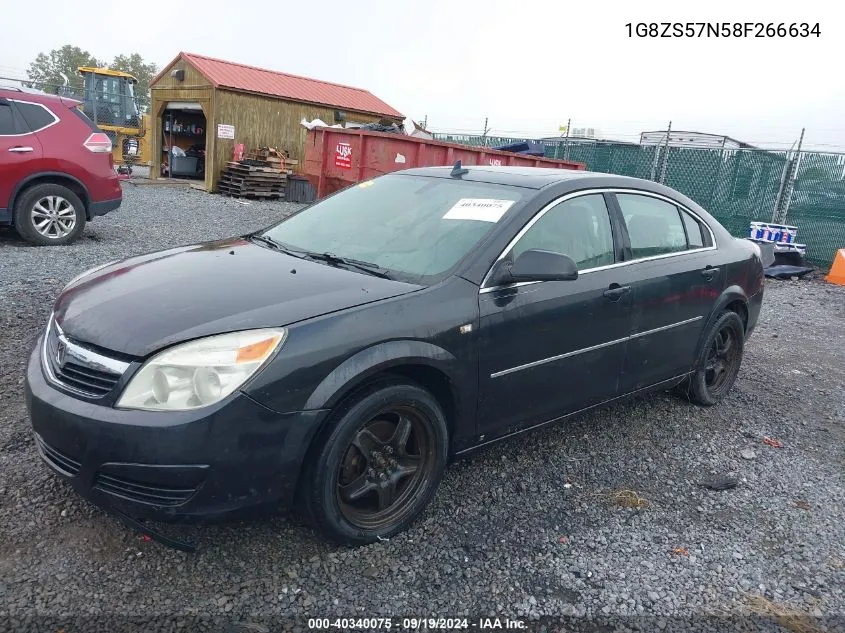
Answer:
219 149 300 199
226 161 287 172
240 152 299 173
218 181 285 194
219 182 284 194
220 174 286 186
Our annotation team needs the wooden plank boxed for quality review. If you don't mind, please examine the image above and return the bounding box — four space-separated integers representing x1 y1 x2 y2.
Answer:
219 190 285 199
222 169 286 177
220 177 286 186
219 182 285 191
220 171 288 182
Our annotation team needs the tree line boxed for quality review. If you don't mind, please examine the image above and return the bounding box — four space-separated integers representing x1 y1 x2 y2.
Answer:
26 45 158 110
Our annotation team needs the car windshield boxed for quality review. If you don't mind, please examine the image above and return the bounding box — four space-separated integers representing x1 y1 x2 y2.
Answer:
259 174 528 283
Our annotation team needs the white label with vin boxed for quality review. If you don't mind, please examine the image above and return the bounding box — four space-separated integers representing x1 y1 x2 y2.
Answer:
442 199 515 223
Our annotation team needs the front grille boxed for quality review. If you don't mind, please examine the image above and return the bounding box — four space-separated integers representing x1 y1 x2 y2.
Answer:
34 433 80 477
54 359 120 396
44 319 125 397
93 473 198 507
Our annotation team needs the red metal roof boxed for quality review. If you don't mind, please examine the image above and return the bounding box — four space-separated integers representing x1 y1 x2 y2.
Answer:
156 52 403 119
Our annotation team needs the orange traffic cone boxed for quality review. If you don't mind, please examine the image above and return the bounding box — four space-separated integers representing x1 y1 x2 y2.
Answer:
826 249 845 286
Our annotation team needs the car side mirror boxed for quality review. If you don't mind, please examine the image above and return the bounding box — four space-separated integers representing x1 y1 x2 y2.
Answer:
489 249 579 286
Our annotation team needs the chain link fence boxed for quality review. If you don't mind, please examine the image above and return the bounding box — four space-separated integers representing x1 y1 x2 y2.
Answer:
433 132 844 266
431 133 530 149
785 152 845 265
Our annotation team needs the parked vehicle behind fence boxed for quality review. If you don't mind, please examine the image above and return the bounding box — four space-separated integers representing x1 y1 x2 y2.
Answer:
26 165 764 545
0 85 122 245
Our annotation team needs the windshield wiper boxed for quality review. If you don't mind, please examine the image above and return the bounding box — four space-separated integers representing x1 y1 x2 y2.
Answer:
249 237 394 279
248 234 307 259
304 252 394 279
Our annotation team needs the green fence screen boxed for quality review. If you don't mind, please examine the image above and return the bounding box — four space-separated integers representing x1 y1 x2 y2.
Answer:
786 153 845 266
432 133 845 266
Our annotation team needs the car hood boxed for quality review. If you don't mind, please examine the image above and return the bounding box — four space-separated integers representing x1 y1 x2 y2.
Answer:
54 237 422 357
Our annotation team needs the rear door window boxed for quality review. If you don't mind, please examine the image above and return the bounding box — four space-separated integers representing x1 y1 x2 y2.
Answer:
13 101 58 132
0 101 27 135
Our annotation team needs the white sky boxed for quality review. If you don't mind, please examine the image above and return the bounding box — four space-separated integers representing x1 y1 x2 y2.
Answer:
1 0 841 150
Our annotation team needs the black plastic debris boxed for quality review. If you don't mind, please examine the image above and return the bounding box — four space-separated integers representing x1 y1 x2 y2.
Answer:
764 265 814 279
354 122 405 134
701 475 739 491
492 140 546 156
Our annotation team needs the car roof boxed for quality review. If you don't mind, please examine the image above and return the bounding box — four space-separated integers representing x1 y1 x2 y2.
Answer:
398 165 651 190
0 86 71 104
394 165 724 232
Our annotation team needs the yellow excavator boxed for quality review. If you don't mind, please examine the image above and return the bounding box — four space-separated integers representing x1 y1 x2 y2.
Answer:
75 66 152 173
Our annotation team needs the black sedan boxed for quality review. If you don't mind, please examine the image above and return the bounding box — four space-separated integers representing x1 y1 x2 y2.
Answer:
26 166 764 544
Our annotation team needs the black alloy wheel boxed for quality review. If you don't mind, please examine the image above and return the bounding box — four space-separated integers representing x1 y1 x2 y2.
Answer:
678 311 745 406
704 324 741 395
336 406 435 530
299 381 448 544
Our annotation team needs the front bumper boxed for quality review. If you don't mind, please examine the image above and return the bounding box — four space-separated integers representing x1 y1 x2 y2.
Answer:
25 336 328 522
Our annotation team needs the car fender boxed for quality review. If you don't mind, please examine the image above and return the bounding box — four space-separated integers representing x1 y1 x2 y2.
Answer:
693 285 748 366
303 339 461 412
10 171 91 215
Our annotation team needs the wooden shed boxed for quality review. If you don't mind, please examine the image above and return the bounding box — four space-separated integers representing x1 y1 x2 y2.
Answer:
148 52 403 192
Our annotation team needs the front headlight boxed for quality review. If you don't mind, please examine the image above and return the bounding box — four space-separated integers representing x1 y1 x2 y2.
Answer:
117 328 287 411
64 260 118 290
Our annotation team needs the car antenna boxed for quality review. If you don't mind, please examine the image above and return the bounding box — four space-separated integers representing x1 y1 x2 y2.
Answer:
450 160 469 178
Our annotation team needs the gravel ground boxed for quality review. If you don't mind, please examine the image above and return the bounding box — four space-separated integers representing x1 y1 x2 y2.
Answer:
0 184 843 632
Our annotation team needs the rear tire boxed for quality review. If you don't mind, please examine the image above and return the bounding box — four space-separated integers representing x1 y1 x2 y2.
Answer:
299 381 448 545
678 311 745 406
14 183 86 246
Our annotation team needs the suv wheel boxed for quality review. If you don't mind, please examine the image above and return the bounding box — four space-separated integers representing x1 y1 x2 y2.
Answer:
15 183 86 246
300 381 449 544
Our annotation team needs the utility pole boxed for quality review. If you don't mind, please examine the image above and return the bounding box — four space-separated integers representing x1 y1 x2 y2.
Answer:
481 117 490 146
776 127 805 224
421 115 427 130
658 120 672 184
563 117 571 160
708 135 728 210
772 137 798 222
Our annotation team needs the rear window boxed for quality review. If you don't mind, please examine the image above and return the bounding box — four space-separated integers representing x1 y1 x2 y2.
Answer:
70 106 100 132
14 101 57 132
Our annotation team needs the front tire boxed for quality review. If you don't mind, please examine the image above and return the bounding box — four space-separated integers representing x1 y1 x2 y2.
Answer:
14 183 86 246
300 381 448 544
678 311 745 406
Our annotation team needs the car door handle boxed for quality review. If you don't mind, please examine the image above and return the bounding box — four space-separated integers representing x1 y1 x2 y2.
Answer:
8 146 34 153
603 284 630 301
701 267 720 281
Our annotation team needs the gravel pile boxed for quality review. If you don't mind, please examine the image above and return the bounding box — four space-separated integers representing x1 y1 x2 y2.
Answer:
1 185 843 631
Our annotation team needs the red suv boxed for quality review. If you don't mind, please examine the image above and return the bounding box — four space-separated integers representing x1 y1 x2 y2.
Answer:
0 86 122 245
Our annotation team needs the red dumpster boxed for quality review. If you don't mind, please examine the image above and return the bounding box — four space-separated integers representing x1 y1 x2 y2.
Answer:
303 127 585 199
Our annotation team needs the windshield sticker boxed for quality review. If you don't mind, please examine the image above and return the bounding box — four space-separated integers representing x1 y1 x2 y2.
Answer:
442 199 515 223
